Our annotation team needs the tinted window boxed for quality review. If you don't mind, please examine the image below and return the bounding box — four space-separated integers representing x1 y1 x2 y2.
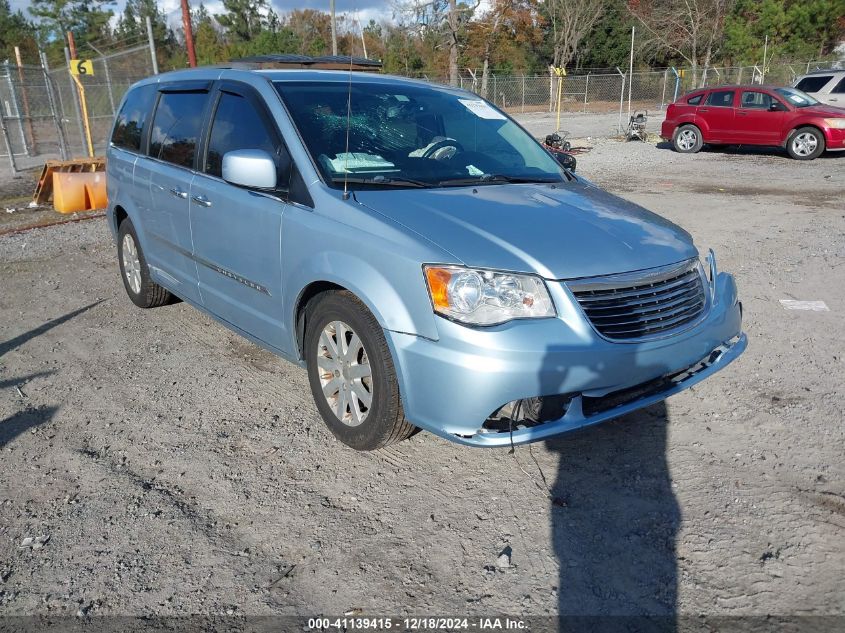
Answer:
205 92 280 178
111 84 156 152
795 76 832 93
740 91 774 109
832 77 845 94
687 94 703 105
706 90 735 107
149 91 208 168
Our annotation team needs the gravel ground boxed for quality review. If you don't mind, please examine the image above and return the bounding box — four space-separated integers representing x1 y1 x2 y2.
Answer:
1 138 843 624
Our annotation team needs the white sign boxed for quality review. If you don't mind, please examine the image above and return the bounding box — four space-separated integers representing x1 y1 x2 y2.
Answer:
459 99 506 120
779 300 829 312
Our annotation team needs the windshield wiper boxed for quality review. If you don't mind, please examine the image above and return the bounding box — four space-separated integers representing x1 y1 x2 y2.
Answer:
437 174 562 187
330 175 432 188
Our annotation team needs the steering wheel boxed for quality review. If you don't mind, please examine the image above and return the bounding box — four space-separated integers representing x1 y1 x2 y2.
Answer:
422 138 465 160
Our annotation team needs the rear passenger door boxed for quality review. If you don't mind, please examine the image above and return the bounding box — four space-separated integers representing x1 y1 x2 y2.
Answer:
190 82 292 350
135 82 211 304
697 89 736 142
828 76 845 106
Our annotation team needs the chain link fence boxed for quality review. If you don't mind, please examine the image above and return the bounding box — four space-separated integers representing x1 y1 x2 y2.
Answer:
1 44 155 174
423 59 837 130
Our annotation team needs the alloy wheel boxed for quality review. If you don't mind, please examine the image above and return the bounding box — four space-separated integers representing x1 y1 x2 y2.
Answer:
677 128 697 150
792 132 818 157
316 320 373 427
121 233 141 294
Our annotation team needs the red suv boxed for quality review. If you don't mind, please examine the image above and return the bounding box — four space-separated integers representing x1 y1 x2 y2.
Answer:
661 85 845 160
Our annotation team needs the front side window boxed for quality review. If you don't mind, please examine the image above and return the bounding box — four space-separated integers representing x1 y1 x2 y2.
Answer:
706 90 735 107
274 80 565 189
205 92 281 179
774 87 819 108
111 84 156 152
149 91 208 168
795 76 832 93
740 91 774 109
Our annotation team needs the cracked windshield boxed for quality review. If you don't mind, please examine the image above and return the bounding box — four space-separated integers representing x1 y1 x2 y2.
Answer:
275 80 566 188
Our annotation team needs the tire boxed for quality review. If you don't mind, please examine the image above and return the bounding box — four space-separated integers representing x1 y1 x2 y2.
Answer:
304 290 414 450
672 124 703 154
787 127 825 160
117 218 171 309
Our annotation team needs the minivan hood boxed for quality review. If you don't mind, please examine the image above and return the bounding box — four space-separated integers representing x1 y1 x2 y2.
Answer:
354 180 697 280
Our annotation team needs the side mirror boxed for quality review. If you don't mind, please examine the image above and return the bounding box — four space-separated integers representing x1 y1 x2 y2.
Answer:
555 152 576 172
768 101 786 112
222 149 277 189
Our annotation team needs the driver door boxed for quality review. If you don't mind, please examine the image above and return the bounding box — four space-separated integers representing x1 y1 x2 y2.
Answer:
734 90 786 145
190 82 293 351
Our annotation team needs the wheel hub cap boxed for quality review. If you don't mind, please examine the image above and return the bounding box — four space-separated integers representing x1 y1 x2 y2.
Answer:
793 133 817 156
317 320 373 427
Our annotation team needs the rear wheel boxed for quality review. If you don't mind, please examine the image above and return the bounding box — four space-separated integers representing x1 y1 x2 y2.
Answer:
305 291 414 450
672 124 703 153
117 219 171 308
787 127 825 160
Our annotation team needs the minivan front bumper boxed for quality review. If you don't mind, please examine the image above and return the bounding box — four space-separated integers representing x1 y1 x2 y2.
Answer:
386 271 744 447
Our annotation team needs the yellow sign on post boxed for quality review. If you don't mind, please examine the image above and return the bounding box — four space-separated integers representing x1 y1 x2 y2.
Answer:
553 66 567 132
70 59 94 76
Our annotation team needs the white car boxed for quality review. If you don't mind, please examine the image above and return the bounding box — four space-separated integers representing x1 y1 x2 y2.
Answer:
793 69 845 107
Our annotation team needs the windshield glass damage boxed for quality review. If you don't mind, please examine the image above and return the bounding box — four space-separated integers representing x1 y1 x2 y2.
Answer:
274 80 566 189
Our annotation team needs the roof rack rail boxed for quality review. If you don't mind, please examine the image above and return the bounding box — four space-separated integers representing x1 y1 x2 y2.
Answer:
230 54 382 71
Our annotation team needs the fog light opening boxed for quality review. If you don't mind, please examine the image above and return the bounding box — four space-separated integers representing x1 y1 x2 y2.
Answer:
483 395 574 433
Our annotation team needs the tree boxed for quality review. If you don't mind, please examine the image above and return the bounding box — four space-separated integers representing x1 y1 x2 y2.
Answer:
29 0 115 48
626 0 736 84
1 0 37 62
546 0 607 69
216 0 272 42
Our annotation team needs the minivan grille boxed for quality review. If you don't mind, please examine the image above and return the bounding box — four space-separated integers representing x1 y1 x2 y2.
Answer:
568 260 707 341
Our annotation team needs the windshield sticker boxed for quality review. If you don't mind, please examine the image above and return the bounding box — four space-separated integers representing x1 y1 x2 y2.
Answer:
459 99 506 120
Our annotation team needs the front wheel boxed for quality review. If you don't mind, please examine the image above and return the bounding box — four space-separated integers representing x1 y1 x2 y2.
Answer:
672 124 703 153
117 219 171 308
787 127 825 160
305 291 414 450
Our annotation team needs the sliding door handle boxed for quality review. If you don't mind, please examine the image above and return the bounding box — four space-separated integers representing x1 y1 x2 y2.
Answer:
191 194 212 207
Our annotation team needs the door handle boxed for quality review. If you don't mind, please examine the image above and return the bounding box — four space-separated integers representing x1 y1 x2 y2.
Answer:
169 187 188 199
192 194 212 207
698 108 709 112
737 111 748 116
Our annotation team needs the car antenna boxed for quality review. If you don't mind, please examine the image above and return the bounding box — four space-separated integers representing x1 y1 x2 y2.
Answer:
342 52 354 200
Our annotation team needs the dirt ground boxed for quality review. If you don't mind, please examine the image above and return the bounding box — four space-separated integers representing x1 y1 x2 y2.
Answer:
1 137 843 626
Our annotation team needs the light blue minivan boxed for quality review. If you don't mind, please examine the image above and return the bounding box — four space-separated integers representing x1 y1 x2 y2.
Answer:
106 67 746 450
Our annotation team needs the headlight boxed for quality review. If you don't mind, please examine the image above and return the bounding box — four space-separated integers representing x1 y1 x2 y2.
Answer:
824 118 845 129
423 265 555 325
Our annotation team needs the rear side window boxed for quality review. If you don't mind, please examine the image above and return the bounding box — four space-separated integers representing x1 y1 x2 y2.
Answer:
706 90 735 107
149 91 208 168
205 92 280 178
111 84 156 152
740 91 774 109
832 77 845 94
795 76 832 93
687 94 703 105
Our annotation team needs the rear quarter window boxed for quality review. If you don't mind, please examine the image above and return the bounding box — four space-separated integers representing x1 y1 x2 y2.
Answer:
686 94 704 105
111 84 157 152
795 76 833 93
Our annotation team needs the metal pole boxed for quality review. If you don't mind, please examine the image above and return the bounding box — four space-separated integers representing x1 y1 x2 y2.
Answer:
181 0 197 67
671 67 680 101
89 43 116 116
330 0 337 56
146 16 159 74
627 26 635 123
660 68 667 110
0 73 17 174
521 74 525 114
616 67 625 134
40 52 69 160
14 47 37 156
584 73 589 112
64 46 86 153
761 35 768 83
